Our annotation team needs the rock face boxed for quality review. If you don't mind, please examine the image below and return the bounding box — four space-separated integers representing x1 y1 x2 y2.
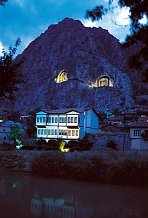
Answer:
14 18 134 113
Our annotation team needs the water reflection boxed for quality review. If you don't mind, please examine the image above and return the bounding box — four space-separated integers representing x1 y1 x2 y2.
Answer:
0 173 148 218
31 195 94 218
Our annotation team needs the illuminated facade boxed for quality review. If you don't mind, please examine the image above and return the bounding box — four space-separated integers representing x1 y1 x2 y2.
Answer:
36 108 100 141
54 70 68 83
89 75 114 88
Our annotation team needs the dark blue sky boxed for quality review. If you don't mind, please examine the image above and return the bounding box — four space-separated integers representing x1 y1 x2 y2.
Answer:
0 0 131 54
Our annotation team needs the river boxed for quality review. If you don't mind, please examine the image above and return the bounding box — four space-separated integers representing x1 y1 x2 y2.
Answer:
0 171 147 218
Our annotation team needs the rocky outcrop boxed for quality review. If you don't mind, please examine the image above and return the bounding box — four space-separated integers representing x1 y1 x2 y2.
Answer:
12 18 134 113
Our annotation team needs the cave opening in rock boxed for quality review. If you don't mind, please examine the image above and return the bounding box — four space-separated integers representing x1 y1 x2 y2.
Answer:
55 70 68 83
89 75 114 88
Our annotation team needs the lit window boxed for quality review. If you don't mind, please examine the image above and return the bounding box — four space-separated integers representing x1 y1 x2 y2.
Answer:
43 117 46 123
76 130 79 136
44 129 47 135
74 117 78 123
54 70 68 83
68 130 71 136
38 129 41 135
133 129 141 137
41 129 44 135
51 129 54 135
59 117 66 123
71 117 74 123
48 117 51 123
51 117 54 123
48 129 51 135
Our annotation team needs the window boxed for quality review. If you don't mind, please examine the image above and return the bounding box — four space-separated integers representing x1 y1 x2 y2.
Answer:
51 117 54 123
41 129 44 135
38 129 41 135
74 117 78 123
51 129 54 135
48 129 51 135
37 117 40 123
68 117 71 123
72 130 75 136
44 129 47 135
48 117 51 123
55 129 57 135
39 117 42 123
76 130 79 136
71 117 74 123
59 117 66 123
133 129 141 137
43 117 46 123
68 130 71 136
55 117 58 123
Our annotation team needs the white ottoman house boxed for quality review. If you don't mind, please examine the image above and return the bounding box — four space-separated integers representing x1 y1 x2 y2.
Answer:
36 108 100 141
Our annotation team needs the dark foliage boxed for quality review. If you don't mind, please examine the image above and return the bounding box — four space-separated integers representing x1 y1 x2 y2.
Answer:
86 6 105 21
0 38 22 98
86 0 148 82
141 130 148 141
32 151 148 186
36 139 60 150
66 140 80 152
0 0 7 5
0 143 15 151
66 135 93 152
106 140 119 150
32 152 65 177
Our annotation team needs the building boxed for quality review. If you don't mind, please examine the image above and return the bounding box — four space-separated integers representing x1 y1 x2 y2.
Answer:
127 117 148 150
0 121 15 144
0 120 25 145
36 108 100 141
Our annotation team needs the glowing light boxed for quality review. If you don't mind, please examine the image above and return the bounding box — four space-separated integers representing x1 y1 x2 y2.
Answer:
88 76 114 88
55 70 68 83
59 140 69 153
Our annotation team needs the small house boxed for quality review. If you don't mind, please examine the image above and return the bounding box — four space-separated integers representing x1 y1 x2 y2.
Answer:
127 117 148 150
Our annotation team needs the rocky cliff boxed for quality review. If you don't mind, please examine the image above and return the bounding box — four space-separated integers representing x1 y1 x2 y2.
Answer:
11 18 134 113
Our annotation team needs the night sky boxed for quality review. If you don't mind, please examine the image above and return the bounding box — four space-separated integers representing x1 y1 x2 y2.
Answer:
0 0 132 54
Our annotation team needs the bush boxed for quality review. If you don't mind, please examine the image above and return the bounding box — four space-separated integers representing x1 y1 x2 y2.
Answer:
0 143 16 151
66 135 93 152
106 140 119 151
78 136 93 151
31 150 148 186
66 140 80 152
32 152 65 177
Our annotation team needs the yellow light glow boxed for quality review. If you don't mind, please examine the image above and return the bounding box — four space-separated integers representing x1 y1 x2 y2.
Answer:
55 70 68 83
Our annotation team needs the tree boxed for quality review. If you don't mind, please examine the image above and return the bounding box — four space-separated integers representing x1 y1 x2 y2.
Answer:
10 124 23 149
0 0 7 6
0 38 21 99
86 0 148 82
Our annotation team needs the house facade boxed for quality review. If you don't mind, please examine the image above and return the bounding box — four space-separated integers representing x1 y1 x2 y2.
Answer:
128 118 148 150
36 108 100 141
0 121 15 144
